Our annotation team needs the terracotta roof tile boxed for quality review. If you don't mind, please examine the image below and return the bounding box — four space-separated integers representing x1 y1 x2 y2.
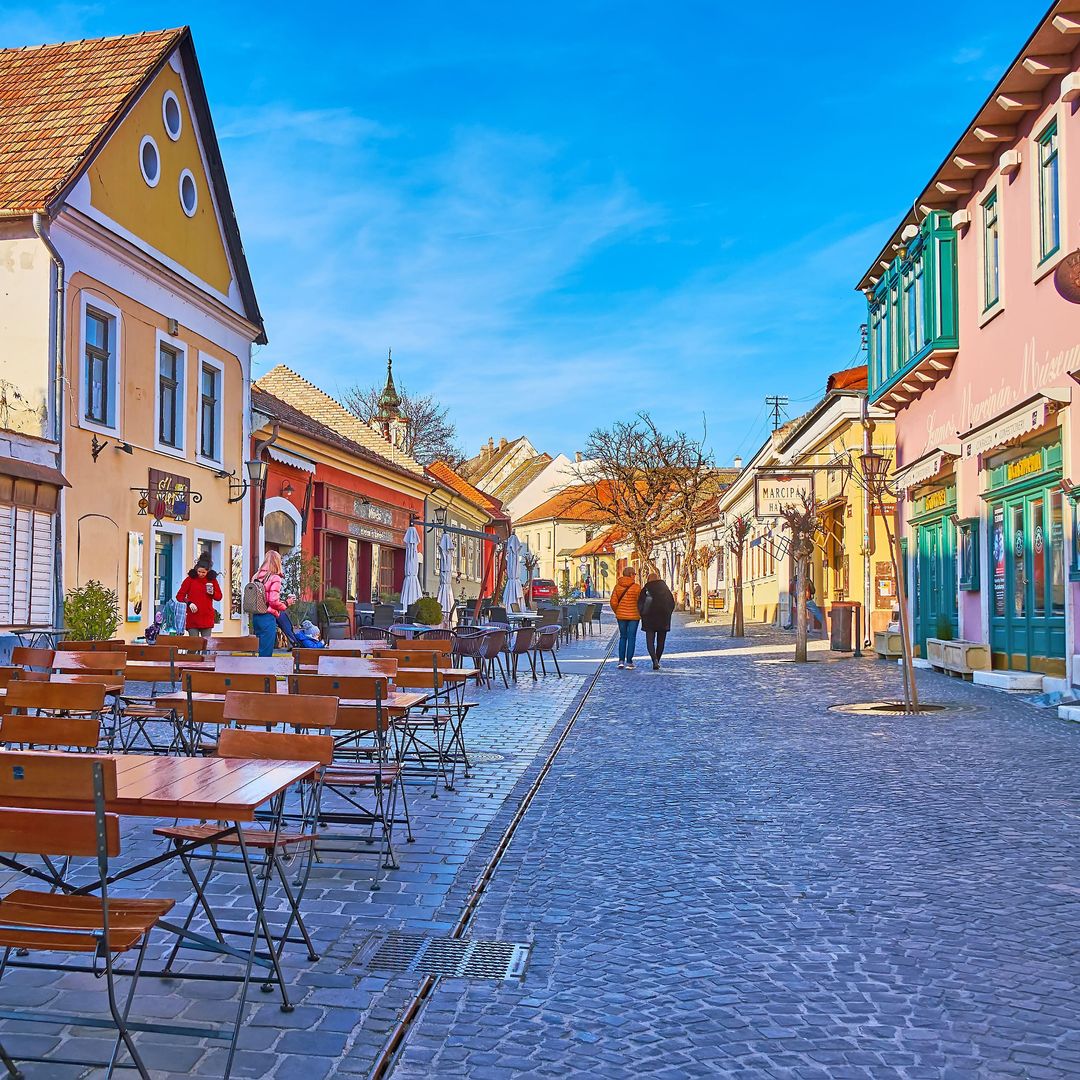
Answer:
570 527 624 557
0 28 184 216
427 461 508 519
515 482 621 526
252 385 426 486
255 365 424 476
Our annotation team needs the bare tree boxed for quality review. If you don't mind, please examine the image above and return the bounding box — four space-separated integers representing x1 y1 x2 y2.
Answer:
344 383 463 466
777 495 823 663
569 414 697 564
728 516 751 638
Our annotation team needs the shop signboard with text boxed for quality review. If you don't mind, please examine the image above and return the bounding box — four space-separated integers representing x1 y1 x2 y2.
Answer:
754 474 814 519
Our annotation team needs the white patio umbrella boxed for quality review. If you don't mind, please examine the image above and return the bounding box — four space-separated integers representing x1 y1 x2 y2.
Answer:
437 530 455 625
400 524 423 610
503 534 525 610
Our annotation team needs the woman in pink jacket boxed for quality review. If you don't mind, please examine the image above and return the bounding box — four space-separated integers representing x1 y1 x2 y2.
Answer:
251 550 295 656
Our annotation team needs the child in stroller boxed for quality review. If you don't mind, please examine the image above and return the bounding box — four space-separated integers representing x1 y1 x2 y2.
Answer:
276 610 324 649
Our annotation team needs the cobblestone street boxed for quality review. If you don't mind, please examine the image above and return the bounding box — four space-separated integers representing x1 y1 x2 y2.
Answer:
5 617 1080 1078
388 616 1080 1079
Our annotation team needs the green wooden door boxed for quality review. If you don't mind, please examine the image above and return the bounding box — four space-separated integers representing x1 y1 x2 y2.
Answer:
915 517 957 652
989 487 1066 669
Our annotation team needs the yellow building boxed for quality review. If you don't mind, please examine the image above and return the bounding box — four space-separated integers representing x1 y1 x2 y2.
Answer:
706 367 895 637
0 29 265 639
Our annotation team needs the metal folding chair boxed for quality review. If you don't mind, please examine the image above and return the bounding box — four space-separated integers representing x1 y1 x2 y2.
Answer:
0 758 175 1079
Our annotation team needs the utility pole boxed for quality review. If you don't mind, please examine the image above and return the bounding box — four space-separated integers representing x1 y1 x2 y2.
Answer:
765 394 788 432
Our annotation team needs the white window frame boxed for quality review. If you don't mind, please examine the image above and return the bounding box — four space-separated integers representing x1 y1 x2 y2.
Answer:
78 293 122 437
192 528 226 629
1032 108 1069 283
139 135 161 188
154 331 187 458
195 351 225 467
150 520 186 627
162 90 183 141
978 183 1004 326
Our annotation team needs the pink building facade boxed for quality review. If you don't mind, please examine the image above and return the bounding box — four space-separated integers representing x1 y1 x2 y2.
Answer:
861 2 1080 681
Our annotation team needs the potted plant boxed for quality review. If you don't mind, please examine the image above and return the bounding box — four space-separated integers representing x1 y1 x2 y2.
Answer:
63 580 121 640
413 597 443 626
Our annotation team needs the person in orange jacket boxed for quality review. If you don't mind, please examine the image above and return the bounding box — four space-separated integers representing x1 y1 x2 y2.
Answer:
610 565 642 669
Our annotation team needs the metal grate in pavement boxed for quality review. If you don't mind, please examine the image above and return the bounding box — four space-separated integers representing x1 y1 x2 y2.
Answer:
362 933 530 980
828 701 953 716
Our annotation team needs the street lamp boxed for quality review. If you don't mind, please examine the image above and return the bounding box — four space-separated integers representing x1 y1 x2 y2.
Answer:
228 457 269 504
433 505 447 527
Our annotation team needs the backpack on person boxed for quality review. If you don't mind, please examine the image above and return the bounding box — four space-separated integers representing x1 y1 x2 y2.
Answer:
242 578 269 615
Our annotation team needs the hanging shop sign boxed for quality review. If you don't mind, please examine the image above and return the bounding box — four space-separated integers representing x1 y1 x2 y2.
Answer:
134 469 202 523
347 520 394 544
754 473 814 518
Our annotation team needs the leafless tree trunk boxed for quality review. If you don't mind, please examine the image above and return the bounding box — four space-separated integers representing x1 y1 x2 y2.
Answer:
778 496 822 664
728 517 750 638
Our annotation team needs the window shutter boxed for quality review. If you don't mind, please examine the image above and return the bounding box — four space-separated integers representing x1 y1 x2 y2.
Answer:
0 507 54 625
29 511 53 625
0 506 13 624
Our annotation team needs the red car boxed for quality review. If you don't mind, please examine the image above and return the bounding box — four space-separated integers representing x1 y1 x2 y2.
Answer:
529 578 558 602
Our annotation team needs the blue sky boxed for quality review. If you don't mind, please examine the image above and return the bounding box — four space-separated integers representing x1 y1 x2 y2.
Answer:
1 1 1043 461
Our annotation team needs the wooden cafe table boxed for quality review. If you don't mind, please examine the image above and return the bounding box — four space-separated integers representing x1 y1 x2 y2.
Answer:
0 750 319 1028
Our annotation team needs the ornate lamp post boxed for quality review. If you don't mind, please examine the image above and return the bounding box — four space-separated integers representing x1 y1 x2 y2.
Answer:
859 449 919 714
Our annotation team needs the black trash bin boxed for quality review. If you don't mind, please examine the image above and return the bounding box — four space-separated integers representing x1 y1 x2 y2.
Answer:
829 601 856 652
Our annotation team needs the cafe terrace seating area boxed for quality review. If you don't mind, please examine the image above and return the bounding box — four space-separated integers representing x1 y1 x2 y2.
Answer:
0 611 603 1078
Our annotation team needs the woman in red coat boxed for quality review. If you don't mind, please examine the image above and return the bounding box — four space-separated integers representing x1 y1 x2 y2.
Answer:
175 551 222 637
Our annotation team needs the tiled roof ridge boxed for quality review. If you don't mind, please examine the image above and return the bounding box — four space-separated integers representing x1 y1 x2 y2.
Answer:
256 364 424 475
428 460 506 516
251 384 428 486
0 27 185 57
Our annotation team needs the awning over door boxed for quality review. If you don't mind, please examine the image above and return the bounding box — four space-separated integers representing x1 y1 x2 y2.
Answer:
960 391 1069 462
267 446 316 473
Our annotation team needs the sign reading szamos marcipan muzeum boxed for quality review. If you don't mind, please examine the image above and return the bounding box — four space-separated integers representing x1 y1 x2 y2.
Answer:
754 474 815 518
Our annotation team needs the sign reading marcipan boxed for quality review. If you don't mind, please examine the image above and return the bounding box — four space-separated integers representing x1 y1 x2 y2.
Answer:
754 474 814 518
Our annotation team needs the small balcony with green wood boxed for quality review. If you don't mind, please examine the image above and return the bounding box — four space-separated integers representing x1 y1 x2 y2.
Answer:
864 211 959 412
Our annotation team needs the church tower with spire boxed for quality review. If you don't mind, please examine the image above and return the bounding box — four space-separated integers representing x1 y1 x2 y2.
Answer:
376 349 408 452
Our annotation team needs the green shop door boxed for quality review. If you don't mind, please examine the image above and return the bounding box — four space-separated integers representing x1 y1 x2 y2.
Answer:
915 517 957 652
988 487 1065 672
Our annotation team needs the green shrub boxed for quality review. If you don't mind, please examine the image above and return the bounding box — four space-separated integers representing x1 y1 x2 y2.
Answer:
414 597 443 625
322 586 348 618
64 580 121 640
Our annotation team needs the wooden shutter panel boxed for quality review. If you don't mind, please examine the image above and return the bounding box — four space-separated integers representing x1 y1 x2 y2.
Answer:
29 511 53 625
0 505 13 624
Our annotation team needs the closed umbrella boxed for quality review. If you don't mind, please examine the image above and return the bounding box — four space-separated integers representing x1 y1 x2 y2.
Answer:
400 525 422 610
437 530 455 625
503 534 525 610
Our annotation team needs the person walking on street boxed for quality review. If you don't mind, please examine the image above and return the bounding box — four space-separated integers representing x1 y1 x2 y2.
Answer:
249 551 296 657
175 551 222 638
638 570 675 670
610 566 642 669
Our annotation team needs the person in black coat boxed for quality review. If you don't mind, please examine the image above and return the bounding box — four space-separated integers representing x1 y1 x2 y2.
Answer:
638 571 676 670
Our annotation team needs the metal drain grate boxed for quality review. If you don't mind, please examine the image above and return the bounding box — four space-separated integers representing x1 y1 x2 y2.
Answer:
363 933 530 980
828 701 953 716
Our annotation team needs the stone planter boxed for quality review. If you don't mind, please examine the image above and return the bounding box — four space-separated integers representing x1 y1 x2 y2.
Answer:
874 630 904 659
925 637 991 679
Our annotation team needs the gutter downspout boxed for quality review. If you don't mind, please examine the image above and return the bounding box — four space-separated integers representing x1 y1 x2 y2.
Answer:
33 212 65 627
861 396 876 648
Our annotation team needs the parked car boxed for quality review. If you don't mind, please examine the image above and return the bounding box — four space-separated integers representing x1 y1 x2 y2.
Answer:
529 578 558 602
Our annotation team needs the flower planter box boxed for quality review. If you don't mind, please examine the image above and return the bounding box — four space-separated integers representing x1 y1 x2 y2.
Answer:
873 630 904 659
925 637 990 679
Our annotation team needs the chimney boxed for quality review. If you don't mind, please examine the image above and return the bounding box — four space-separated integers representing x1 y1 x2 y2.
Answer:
499 436 508 450
574 451 583 463
733 455 743 470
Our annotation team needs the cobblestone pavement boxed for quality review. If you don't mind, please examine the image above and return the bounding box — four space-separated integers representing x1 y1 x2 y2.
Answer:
386 616 1080 1079
0 628 614 1078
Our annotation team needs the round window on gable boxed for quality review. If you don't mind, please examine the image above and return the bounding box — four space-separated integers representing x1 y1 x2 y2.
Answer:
139 135 160 187
179 169 198 217
162 91 182 141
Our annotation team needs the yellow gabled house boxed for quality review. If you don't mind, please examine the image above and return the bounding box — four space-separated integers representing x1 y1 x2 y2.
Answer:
0 28 265 640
